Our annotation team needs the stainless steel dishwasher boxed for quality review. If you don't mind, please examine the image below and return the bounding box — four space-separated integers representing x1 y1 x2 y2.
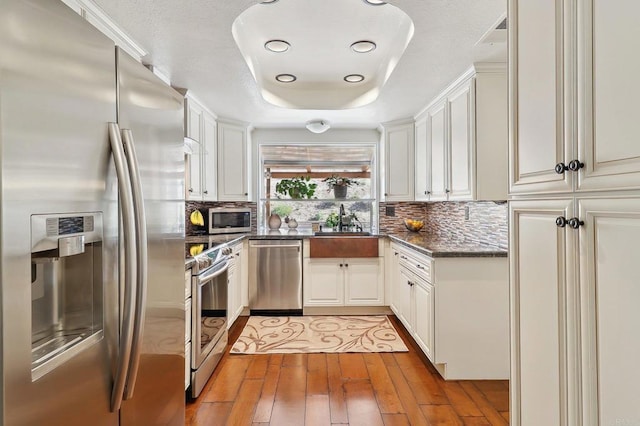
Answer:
248 239 302 315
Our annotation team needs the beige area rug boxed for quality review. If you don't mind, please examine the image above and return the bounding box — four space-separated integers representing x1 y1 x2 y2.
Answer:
230 316 408 354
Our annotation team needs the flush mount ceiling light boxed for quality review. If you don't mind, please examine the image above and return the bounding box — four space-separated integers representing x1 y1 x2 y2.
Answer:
305 120 330 134
363 0 387 5
350 40 377 53
265 39 290 52
344 74 365 83
275 73 296 83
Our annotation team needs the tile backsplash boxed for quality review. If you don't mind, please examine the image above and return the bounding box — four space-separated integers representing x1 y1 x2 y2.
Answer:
186 201 258 235
380 201 508 249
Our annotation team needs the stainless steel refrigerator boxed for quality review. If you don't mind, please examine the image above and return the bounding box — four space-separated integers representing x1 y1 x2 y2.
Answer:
0 1 186 424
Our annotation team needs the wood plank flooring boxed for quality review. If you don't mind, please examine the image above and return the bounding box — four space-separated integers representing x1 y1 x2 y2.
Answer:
186 316 509 425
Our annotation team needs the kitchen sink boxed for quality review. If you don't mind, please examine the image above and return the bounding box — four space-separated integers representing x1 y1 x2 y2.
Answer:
313 231 371 236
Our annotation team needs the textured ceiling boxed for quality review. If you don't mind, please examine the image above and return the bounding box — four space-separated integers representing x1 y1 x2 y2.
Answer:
91 0 506 129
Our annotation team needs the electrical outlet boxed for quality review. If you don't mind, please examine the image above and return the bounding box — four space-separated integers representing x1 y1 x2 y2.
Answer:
464 206 470 221
386 206 395 217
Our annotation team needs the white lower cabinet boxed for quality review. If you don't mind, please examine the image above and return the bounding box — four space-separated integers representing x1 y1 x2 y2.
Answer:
303 257 384 307
227 241 245 329
390 241 508 380
510 197 640 425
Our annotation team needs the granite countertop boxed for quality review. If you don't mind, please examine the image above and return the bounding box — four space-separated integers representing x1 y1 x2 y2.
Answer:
185 230 506 267
387 232 507 258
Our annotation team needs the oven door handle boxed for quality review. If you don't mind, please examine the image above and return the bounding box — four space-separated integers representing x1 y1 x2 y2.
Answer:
197 259 230 286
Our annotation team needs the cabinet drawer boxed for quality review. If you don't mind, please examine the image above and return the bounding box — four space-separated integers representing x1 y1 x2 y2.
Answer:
398 250 433 283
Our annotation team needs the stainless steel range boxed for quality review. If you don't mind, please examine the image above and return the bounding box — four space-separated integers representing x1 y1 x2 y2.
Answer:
188 243 232 398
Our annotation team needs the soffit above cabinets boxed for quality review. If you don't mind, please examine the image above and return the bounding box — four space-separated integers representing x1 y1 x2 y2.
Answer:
231 0 414 110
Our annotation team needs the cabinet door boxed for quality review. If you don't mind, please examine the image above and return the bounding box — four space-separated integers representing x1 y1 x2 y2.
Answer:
344 258 384 306
232 244 244 320
384 122 414 201
509 0 573 195
577 1 640 192
396 266 414 333
414 116 431 201
413 278 434 362
428 102 448 200
389 248 401 314
578 198 640 425
303 259 344 306
226 264 237 329
217 121 248 201
201 113 217 201
185 98 202 142
186 139 202 200
509 199 576 426
448 80 474 200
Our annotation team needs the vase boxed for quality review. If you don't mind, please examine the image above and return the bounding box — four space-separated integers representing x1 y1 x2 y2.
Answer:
287 218 298 229
333 185 347 199
268 213 281 229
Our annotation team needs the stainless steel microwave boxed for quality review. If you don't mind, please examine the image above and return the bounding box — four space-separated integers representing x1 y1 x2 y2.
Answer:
208 208 251 234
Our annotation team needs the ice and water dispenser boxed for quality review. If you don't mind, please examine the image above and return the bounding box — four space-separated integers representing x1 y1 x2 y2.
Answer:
30 213 104 380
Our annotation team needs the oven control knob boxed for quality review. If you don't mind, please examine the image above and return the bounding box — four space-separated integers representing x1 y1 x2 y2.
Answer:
222 247 232 256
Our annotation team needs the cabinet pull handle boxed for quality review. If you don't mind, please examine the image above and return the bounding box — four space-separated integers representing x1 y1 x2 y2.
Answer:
400 255 408 260
556 217 567 228
394 252 398 256
188 188 193 193
445 189 450 193
417 265 425 270
427 191 431 195
555 162 568 174
568 160 585 172
567 218 584 229
203 190 208 194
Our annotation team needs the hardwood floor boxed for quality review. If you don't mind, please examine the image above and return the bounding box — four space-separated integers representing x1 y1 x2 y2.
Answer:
186 316 509 425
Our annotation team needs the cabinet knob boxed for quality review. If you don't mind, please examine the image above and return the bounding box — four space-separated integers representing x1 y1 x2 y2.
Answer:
556 216 567 228
188 188 193 193
445 189 450 193
427 191 431 195
345 263 348 267
555 162 569 174
384 193 388 196
567 217 584 229
568 160 585 172
244 193 248 196
339 263 343 267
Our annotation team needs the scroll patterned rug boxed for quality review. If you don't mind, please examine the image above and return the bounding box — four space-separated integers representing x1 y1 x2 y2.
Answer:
230 316 408 354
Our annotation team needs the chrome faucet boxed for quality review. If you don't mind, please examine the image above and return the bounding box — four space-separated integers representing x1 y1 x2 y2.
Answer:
338 204 346 231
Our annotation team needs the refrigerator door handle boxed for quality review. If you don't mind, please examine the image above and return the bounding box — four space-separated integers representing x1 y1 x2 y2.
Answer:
120 129 148 400
108 123 138 412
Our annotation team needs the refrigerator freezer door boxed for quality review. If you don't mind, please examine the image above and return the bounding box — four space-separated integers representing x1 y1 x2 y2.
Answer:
0 1 118 425
116 49 186 425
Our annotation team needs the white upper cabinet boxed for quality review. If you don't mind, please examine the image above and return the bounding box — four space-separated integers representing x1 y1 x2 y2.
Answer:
201 114 217 201
448 81 474 200
428 102 448 201
217 119 249 201
511 0 640 195
509 0 572 195
383 120 415 201
183 94 216 201
417 66 507 201
576 0 640 192
414 116 430 201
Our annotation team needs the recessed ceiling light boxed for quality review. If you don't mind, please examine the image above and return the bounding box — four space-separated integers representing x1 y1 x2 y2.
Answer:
276 74 296 83
351 40 377 53
344 74 365 83
265 40 290 53
306 120 330 134
363 0 387 5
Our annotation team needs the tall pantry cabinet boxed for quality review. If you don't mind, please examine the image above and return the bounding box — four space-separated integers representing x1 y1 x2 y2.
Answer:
509 1 640 425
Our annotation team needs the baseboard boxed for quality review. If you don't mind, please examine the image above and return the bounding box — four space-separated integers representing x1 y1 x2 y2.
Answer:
303 306 393 316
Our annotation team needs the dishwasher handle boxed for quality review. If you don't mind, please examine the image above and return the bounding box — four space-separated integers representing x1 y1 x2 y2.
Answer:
249 243 301 250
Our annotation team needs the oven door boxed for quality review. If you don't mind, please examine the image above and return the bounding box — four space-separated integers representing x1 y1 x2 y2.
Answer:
192 259 228 369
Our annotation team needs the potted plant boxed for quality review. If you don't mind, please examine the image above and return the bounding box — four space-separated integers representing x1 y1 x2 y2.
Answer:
275 176 317 199
322 174 361 199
